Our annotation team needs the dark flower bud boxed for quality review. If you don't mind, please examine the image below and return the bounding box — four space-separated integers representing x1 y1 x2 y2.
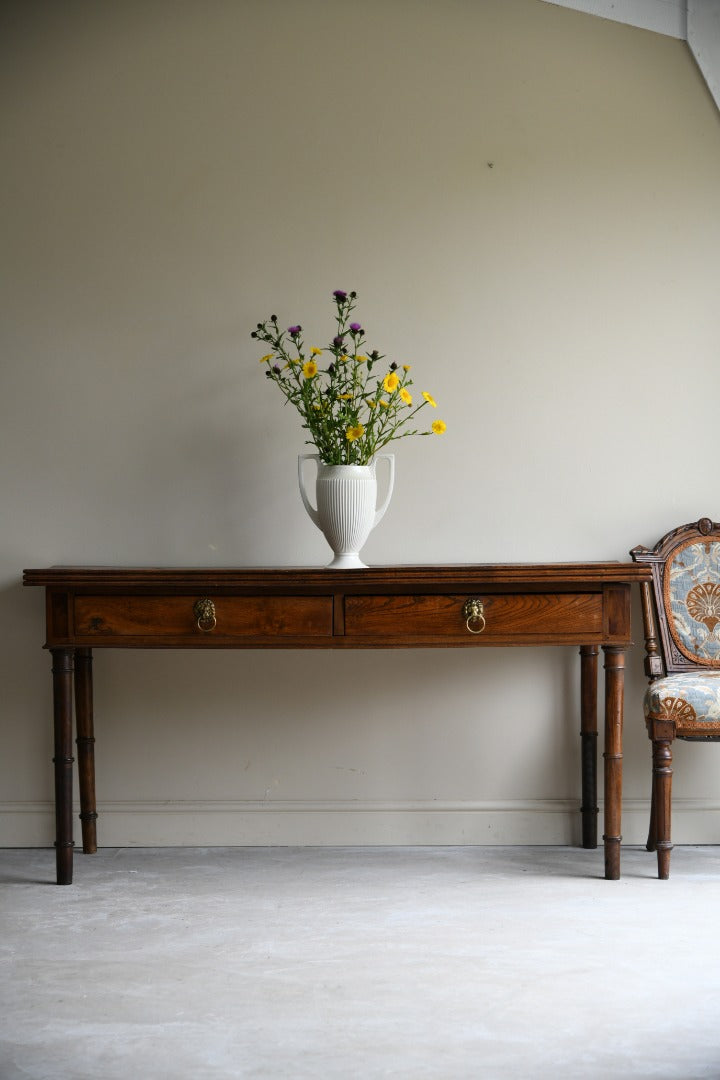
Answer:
273 364 282 374
251 331 257 338
333 335 344 347
350 291 357 298
257 323 264 329
271 314 277 322
390 361 398 370
327 364 335 376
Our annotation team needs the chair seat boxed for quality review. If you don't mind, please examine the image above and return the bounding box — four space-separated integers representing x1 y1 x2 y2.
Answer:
644 672 720 732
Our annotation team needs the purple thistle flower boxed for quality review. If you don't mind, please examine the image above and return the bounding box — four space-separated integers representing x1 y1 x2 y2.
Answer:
349 322 362 333
333 290 347 301
288 325 301 336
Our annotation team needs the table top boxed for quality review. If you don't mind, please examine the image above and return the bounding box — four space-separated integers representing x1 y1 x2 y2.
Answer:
23 563 651 590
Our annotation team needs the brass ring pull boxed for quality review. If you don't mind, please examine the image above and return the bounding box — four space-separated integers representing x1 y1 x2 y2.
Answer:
463 598 486 635
193 598 216 633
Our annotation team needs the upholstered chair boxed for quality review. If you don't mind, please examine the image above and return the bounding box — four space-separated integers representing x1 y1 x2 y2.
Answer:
631 518 720 878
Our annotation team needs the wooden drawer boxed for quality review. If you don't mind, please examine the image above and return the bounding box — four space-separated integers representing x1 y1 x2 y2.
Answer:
344 592 603 642
73 595 333 641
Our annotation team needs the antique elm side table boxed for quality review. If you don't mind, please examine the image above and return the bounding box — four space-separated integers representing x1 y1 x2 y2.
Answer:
23 563 650 884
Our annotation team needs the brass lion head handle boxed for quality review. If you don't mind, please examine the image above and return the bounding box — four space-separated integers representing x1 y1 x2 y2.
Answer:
462 598 486 635
193 598 217 633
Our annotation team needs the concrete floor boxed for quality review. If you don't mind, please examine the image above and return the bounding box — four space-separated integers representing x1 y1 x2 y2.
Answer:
3 846 720 1080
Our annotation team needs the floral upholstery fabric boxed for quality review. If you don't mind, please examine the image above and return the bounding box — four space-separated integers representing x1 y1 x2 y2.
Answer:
665 540 720 665
644 672 720 730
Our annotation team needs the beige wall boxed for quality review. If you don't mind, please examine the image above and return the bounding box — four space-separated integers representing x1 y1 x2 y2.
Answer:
2 0 719 848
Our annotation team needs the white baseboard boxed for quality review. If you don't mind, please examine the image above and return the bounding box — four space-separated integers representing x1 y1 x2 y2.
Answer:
3 798 720 848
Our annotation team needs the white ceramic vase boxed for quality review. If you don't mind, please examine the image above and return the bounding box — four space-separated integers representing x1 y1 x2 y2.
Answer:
298 453 395 569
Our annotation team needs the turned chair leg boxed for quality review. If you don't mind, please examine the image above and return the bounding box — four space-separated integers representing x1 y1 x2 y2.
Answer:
650 732 673 879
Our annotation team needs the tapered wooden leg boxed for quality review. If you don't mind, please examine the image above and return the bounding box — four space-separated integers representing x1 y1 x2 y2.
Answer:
648 718 674 879
602 646 626 880
51 648 75 885
75 648 98 854
579 646 599 849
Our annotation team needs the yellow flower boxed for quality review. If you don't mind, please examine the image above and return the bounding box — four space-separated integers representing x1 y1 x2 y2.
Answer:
339 354 349 363
379 399 390 409
399 388 412 405
431 419 446 435
310 346 323 356
346 423 365 442
383 372 399 393
403 364 411 371
302 360 318 379
338 393 353 400
367 400 377 408
356 354 367 364
422 391 437 408
259 354 273 364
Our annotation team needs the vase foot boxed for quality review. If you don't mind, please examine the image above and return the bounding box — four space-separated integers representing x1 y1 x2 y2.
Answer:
325 553 368 570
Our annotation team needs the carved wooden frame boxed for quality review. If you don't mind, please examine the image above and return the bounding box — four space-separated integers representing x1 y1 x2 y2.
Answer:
631 516 720 677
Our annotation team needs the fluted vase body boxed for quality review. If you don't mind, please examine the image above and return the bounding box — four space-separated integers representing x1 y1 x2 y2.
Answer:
298 454 394 569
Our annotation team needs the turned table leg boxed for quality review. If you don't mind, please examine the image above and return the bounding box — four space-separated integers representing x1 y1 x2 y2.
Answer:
602 646 626 880
75 648 98 854
579 645 599 849
51 648 75 885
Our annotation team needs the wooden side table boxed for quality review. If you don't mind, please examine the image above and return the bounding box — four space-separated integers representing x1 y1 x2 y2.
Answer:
23 563 650 883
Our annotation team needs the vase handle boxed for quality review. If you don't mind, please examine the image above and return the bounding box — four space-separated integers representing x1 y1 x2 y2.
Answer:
373 453 395 528
298 454 321 527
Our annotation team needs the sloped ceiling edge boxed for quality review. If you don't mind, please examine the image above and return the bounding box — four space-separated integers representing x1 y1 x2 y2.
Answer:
540 1 719 112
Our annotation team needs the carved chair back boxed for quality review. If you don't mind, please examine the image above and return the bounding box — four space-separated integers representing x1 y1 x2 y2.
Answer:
631 517 720 680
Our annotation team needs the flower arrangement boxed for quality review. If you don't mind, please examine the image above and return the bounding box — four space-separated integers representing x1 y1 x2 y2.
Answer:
252 290 445 466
